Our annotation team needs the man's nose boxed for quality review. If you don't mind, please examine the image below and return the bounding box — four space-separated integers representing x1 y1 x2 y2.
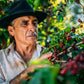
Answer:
27 23 35 32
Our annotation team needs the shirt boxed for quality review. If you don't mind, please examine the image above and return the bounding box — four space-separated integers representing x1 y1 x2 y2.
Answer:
0 43 43 84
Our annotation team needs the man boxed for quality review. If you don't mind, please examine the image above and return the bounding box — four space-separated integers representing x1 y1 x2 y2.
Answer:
0 0 52 84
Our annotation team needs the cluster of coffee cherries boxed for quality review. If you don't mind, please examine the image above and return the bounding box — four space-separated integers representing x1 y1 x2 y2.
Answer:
60 51 84 75
48 47 60 65
48 41 70 65
71 27 75 33
64 32 72 41
48 24 84 64
75 0 80 4
71 43 78 50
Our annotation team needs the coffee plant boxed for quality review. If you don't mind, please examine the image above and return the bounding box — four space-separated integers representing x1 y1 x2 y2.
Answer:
25 0 84 84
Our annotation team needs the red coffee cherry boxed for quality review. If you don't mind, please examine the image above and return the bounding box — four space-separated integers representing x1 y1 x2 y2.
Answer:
71 70 77 75
53 47 56 51
78 19 82 23
57 50 60 54
51 62 54 65
71 27 75 33
54 56 57 59
63 46 66 50
81 25 83 28
63 51 66 54
49 57 51 61
81 51 84 57
65 32 68 34
75 0 80 4
73 64 78 70
60 68 67 75
64 32 68 36
75 47 78 50
79 56 84 62
74 54 80 62
66 36 71 41
71 44 75 48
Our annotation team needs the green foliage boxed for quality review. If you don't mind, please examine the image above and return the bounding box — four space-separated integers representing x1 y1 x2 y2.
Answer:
34 0 49 10
70 0 74 3
0 28 9 49
27 65 60 84
28 59 51 66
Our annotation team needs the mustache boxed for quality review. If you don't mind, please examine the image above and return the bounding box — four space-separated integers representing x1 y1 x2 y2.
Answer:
26 31 37 37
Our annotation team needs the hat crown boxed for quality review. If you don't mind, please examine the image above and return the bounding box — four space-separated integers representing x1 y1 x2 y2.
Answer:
9 0 34 15
0 0 47 28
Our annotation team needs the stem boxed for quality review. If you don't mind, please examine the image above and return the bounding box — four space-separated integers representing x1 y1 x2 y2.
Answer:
67 41 83 52
79 3 84 8
51 41 83 62
55 60 66 63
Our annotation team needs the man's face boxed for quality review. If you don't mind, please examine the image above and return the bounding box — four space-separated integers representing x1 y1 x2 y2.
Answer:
9 16 38 45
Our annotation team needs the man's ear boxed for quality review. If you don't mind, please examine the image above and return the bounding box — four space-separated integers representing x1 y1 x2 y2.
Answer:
8 26 15 36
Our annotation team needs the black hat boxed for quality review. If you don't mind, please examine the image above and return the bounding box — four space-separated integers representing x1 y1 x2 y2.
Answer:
0 0 47 28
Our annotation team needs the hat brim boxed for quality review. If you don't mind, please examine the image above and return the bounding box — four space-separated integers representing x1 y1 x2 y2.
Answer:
0 11 47 28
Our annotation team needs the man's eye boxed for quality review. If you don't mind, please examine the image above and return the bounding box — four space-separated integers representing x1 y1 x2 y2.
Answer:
23 21 28 25
33 23 37 26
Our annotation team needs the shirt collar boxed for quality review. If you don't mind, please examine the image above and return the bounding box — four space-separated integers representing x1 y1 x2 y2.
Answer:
5 42 42 62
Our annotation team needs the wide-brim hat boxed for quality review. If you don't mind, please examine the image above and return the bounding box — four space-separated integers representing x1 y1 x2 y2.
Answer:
0 0 47 28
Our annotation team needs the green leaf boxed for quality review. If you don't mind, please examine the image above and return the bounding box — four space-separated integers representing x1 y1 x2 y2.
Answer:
80 44 84 48
34 0 40 10
40 0 49 5
28 72 42 84
28 65 60 84
28 59 51 66
0 31 2 36
21 79 27 84
70 0 74 3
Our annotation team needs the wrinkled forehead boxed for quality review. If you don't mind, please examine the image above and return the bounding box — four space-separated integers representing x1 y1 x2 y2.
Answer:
15 16 37 21
10 16 38 25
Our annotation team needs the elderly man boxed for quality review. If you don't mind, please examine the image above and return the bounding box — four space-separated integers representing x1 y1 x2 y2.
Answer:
0 0 52 84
